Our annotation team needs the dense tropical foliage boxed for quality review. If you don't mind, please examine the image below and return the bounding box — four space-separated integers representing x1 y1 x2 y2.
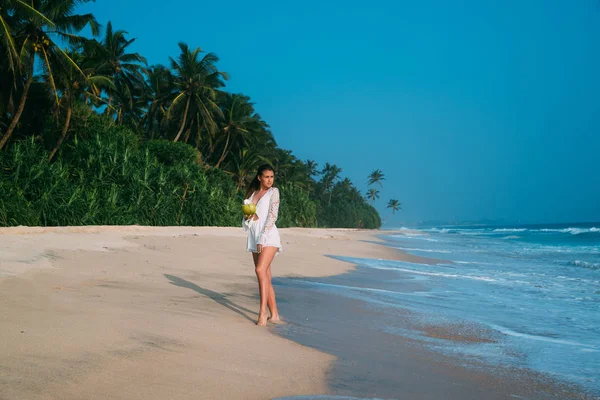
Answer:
0 1 395 228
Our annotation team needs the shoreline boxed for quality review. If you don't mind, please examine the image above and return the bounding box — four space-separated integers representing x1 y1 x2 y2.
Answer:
272 266 594 400
0 226 592 399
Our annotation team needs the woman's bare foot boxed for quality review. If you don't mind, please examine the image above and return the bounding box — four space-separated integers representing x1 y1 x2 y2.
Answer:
256 313 268 326
268 315 284 325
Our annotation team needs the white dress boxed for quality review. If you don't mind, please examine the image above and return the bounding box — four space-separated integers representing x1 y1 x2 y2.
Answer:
242 187 282 253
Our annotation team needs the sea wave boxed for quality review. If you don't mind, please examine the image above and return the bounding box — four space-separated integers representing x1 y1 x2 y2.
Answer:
487 324 599 349
556 260 600 270
397 247 452 254
369 265 498 282
425 228 452 233
281 279 432 297
393 235 439 242
421 226 600 236
539 227 599 235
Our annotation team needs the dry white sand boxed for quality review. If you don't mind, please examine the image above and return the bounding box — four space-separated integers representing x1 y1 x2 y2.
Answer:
0 226 425 400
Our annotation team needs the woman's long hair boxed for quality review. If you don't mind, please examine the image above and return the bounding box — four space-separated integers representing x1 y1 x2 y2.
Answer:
244 164 275 199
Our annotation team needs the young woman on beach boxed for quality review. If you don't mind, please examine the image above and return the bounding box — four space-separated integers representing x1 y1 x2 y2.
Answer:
243 164 282 326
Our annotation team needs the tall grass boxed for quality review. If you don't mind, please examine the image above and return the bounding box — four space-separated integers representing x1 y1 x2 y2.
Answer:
0 124 241 226
0 114 379 228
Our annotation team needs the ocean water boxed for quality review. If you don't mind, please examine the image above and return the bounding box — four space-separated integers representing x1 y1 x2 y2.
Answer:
276 222 600 398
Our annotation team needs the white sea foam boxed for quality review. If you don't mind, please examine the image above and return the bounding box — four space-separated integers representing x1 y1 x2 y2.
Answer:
539 227 599 235
425 228 451 233
393 234 439 242
369 265 498 282
456 231 490 236
290 279 431 297
488 324 599 350
277 396 386 400
556 260 600 270
396 247 452 254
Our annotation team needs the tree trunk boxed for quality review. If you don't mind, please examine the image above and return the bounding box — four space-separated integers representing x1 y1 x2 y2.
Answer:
214 131 231 169
183 127 192 143
0 57 34 150
150 118 156 139
173 96 190 142
104 95 113 115
48 104 72 161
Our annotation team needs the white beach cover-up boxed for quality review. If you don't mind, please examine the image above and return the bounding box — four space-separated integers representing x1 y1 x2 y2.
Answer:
242 187 282 253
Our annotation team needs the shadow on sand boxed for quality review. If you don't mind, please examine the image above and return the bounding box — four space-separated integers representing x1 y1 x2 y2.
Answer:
164 274 257 323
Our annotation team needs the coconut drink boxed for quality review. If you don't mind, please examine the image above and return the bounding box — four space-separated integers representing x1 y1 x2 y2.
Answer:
242 199 256 216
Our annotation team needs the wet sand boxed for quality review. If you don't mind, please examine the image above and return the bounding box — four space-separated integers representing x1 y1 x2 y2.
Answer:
273 265 593 400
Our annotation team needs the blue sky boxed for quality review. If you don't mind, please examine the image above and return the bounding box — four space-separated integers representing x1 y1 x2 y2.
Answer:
79 0 600 226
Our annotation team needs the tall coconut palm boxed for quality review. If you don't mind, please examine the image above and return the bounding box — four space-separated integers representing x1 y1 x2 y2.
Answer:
168 42 228 149
143 65 174 139
0 0 99 150
320 163 342 205
114 79 148 128
368 169 385 187
320 163 342 192
349 187 362 202
92 21 147 125
0 0 20 75
225 147 271 191
367 188 380 204
48 49 113 161
340 177 353 191
0 50 16 130
214 93 265 168
387 199 401 214
270 149 298 185
305 160 319 178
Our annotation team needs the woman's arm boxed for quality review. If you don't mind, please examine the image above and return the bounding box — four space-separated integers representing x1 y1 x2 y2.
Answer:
257 188 280 244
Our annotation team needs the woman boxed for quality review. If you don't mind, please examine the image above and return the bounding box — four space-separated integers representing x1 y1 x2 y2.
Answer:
243 164 282 326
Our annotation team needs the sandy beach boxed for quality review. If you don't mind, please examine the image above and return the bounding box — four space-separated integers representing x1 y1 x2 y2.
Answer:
0 226 591 400
0 226 424 400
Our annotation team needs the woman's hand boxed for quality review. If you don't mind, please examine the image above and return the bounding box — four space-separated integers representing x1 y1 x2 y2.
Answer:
257 244 263 254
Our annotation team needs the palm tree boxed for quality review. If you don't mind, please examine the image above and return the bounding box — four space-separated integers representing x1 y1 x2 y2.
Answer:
0 0 20 75
320 162 342 205
92 21 147 125
0 0 99 150
349 187 362 202
47 49 113 161
340 177 353 191
367 188 380 204
0 50 16 131
271 149 299 185
224 147 271 191
168 42 228 148
387 199 401 214
214 93 265 168
368 169 385 187
320 163 341 192
142 65 174 139
305 160 319 178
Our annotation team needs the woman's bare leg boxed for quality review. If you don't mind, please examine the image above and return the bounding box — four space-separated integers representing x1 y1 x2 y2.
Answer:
254 246 277 326
252 252 277 318
266 265 281 322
